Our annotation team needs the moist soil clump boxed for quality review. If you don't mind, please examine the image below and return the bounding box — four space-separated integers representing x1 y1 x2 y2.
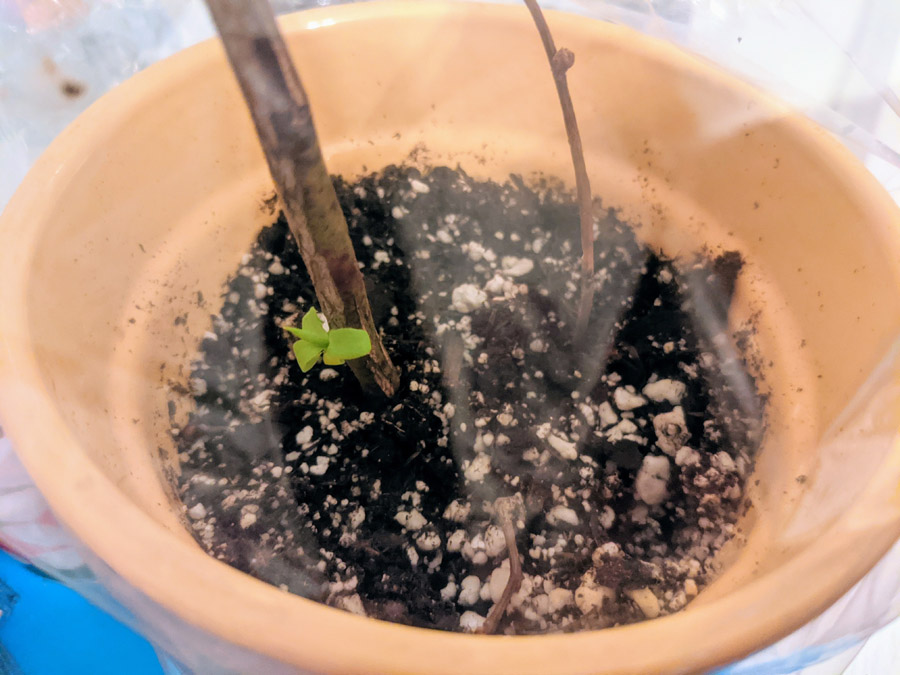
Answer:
174 165 763 634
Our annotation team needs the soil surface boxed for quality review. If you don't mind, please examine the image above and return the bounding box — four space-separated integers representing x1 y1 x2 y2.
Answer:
173 165 763 634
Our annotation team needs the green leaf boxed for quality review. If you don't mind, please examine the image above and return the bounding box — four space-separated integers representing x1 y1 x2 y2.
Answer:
293 340 324 372
283 325 329 348
325 328 372 361
301 308 328 340
322 352 345 366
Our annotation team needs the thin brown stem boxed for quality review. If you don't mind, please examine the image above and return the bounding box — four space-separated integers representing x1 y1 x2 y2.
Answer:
205 0 400 396
523 0 595 339
480 496 525 635
575 277 596 339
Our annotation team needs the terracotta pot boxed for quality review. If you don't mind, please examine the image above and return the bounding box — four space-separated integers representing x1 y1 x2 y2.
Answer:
2 2 900 672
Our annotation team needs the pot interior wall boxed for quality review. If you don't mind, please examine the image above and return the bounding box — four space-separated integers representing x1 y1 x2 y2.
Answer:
7 0 900 656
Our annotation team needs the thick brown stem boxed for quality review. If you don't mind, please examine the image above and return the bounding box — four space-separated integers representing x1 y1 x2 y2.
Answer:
205 0 400 397
480 496 525 635
523 0 595 339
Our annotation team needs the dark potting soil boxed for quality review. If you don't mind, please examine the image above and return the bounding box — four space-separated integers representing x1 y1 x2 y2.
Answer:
173 165 764 634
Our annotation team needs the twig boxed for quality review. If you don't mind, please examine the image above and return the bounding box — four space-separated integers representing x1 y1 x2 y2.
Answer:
523 0 596 339
204 0 400 396
480 496 525 635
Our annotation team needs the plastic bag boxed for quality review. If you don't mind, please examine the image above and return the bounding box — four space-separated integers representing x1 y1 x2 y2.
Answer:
1 1 899 673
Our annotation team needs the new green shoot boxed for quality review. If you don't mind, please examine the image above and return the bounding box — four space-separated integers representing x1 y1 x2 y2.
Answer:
284 308 373 372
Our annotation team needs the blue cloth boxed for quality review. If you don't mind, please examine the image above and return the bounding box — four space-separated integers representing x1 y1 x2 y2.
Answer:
0 550 163 675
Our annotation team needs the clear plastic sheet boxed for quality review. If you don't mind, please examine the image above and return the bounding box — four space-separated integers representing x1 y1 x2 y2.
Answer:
1 1 900 673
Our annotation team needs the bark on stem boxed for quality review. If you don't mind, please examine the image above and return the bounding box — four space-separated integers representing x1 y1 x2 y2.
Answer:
205 0 400 396
523 0 596 339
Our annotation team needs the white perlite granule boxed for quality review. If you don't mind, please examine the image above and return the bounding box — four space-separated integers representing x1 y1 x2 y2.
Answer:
458 575 482 606
635 455 671 505
416 530 442 551
642 379 686 405
459 611 486 632
614 386 647 411
547 505 580 526
464 453 492 482
443 500 471 522
187 503 207 520
653 406 689 455
501 256 535 277
410 178 431 194
441 581 458 601
626 588 661 619
395 509 427 531
451 284 487 313
548 433 578 460
597 401 618 427
575 571 615 614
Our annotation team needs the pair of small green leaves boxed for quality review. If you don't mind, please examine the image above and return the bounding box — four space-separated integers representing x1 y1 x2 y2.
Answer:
283 308 372 372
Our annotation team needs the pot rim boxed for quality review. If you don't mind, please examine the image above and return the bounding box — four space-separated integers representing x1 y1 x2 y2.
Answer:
1 2 899 673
